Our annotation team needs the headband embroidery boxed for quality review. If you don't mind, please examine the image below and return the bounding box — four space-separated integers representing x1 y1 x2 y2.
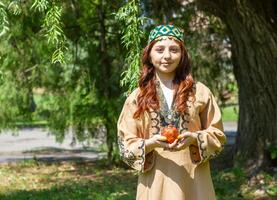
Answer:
148 25 184 44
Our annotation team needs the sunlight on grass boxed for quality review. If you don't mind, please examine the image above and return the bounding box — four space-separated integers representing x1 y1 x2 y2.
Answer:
222 105 238 122
0 160 276 200
0 160 137 200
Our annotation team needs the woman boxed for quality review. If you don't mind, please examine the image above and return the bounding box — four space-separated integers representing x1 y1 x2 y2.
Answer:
117 24 226 200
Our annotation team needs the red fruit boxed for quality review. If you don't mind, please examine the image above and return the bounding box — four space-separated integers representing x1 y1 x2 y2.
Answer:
161 125 179 144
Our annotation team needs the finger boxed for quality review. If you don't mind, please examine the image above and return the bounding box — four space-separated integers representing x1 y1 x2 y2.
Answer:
168 139 178 148
175 143 188 150
177 132 190 139
152 135 167 142
178 131 197 139
157 136 167 141
179 137 187 144
156 140 169 147
177 134 184 140
176 139 191 150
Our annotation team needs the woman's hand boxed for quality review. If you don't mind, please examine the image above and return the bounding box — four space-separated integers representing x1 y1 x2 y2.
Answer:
145 134 178 154
174 131 197 150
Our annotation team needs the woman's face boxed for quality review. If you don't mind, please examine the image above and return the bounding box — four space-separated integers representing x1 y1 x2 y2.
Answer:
149 37 182 75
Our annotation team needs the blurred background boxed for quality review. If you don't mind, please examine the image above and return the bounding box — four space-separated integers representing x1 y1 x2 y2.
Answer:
0 0 276 199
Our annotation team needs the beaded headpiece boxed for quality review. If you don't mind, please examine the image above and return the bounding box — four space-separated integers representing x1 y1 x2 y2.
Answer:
148 25 184 44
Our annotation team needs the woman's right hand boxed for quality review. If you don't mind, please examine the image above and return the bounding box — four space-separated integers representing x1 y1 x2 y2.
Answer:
145 134 178 154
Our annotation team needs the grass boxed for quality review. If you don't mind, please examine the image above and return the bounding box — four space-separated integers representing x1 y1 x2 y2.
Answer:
15 120 48 127
212 167 277 200
221 105 238 122
0 159 276 200
0 160 136 200
17 105 238 127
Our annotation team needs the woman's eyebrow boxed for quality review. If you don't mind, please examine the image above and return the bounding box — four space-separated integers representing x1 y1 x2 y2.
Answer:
154 45 180 48
154 45 165 48
169 45 180 48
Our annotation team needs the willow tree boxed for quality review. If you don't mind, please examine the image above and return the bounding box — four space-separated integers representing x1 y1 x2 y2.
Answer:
194 0 277 172
0 0 127 163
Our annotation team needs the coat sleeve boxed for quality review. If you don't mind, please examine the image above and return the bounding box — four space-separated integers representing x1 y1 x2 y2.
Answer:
190 88 227 164
117 93 154 172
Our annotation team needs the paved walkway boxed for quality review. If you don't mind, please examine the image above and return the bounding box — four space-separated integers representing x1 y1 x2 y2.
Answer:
0 122 237 163
0 127 106 163
223 121 237 146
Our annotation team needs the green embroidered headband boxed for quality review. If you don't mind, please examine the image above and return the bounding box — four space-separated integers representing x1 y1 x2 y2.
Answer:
148 25 184 44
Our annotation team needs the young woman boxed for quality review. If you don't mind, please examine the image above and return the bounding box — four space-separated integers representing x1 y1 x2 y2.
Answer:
117 25 226 200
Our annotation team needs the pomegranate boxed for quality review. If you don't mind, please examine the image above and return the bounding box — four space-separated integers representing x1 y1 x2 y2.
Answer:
161 124 179 144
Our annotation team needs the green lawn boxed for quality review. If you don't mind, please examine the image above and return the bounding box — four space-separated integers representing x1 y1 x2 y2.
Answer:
0 160 136 200
0 160 276 200
221 105 238 122
17 104 239 127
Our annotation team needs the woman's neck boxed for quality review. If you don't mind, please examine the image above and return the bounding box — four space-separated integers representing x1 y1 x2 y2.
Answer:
155 71 175 89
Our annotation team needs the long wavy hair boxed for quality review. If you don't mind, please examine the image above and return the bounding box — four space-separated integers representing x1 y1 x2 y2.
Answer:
133 39 195 119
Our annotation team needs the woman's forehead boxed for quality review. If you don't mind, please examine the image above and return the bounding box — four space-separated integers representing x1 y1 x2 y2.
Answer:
152 37 180 47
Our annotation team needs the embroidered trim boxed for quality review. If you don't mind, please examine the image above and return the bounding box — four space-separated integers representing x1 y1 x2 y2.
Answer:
150 110 160 135
118 136 137 167
118 135 145 171
138 139 145 166
155 80 181 131
196 132 223 162
179 83 194 133
196 131 207 161
180 113 189 133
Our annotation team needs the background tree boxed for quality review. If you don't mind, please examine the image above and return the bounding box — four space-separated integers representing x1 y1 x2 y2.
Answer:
0 0 127 163
116 0 277 172
0 0 246 167
193 0 277 173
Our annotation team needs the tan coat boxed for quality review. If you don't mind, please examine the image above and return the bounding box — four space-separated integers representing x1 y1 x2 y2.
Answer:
117 82 226 200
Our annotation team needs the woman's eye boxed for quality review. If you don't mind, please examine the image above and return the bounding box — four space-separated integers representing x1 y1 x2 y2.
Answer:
156 49 164 53
170 48 180 53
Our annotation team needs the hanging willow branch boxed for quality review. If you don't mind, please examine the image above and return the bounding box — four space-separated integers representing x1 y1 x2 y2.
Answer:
42 3 67 64
115 0 146 94
31 0 67 64
30 0 49 12
0 1 9 37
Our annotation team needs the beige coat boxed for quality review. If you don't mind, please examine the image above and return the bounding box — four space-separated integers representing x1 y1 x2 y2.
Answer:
117 82 226 200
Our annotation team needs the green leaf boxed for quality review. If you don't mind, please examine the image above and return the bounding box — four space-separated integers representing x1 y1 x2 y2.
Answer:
0 2 9 37
30 0 49 12
115 0 147 93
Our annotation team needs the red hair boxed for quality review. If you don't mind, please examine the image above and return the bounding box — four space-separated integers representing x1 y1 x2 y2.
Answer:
133 39 195 119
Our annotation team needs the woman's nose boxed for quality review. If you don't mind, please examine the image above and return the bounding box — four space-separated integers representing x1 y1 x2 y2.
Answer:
163 49 171 59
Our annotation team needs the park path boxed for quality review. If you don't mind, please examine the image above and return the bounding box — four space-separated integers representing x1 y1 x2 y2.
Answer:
0 127 106 163
0 122 237 163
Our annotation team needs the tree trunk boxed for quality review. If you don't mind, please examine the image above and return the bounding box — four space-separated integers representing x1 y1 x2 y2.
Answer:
97 0 114 164
195 0 277 173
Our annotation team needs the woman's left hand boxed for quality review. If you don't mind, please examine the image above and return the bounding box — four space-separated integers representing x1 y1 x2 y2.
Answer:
174 131 197 150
